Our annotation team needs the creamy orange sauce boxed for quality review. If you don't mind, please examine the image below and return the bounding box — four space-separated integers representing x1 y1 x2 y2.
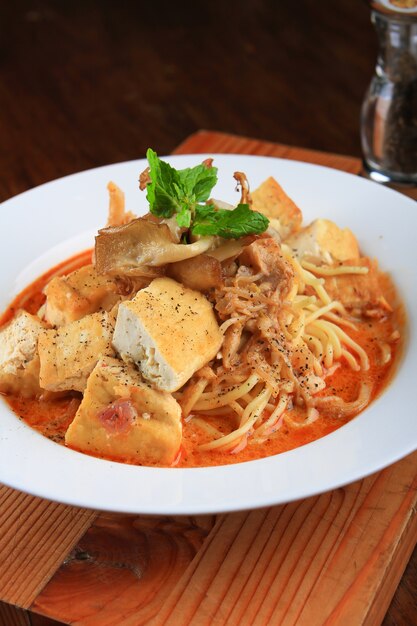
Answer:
0 251 403 468
180 318 401 467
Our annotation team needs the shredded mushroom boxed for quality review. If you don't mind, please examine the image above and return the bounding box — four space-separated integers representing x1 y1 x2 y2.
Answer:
234 171 252 205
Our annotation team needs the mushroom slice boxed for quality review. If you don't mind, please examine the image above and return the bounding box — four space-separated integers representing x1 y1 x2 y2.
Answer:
167 254 223 291
207 236 255 263
95 217 215 276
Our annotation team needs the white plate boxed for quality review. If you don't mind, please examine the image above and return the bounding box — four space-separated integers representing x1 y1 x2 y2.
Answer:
0 154 415 515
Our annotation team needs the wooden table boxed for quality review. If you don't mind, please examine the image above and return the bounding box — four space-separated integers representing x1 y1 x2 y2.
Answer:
0 2 416 624
0 131 416 626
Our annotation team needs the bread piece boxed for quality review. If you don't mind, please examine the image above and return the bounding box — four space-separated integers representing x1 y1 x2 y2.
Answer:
285 218 359 264
251 177 303 239
0 310 46 397
38 311 115 392
112 277 223 392
65 356 182 465
43 264 124 327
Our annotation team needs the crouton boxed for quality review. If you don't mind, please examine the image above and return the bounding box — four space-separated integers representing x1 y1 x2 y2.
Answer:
112 277 223 392
65 357 182 465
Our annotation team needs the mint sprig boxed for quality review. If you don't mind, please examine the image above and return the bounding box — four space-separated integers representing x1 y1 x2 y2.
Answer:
144 149 269 239
146 148 218 228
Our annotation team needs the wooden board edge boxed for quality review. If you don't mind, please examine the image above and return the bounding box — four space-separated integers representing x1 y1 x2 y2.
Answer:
363 494 417 626
172 129 362 175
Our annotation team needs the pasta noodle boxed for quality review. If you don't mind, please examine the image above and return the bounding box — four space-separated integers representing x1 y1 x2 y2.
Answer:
301 260 370 276
178 251 379 453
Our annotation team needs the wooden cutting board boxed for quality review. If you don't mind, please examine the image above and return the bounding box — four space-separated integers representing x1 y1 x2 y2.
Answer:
0 131 416 626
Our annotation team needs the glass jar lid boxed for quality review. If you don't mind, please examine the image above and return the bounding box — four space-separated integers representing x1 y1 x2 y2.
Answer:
369 1 417 16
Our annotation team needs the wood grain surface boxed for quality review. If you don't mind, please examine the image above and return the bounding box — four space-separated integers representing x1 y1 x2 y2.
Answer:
32 514 216 626
0 487 96 608
0 1 416 624
153 457 417 626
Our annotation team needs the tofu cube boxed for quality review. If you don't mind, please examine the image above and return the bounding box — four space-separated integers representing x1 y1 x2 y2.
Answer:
251 177 303 239
112 277 223 392
44 264 123 327
38 311 115 392
0 310 46 397
285 218 359 264
65 357 182 465
324 257 392 318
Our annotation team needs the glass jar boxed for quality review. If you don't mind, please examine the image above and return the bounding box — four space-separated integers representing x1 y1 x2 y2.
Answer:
361 1 417 185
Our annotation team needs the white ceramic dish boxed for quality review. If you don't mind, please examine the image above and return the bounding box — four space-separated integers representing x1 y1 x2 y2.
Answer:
0 154 415 515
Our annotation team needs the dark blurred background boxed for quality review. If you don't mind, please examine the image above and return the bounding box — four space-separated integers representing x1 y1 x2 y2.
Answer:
0 0 377 201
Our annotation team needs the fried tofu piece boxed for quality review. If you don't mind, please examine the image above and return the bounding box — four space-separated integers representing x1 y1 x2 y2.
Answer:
0 311 46 397
324 258 392 318
112 277 223 392
286 218 359 264
43 264 125 327
251 177 303 239
38 311 115 392
65 357 182 465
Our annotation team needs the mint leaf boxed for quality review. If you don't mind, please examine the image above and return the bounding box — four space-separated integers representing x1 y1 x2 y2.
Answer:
177 164 218 202
145 149 218 226
176 203 192 228
192 204 269 239
146 148 182 218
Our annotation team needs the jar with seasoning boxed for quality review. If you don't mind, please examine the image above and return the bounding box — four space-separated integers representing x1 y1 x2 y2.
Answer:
361 0 417 185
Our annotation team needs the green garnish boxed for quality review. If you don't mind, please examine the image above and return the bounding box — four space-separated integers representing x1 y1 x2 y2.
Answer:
145 149 269 239
146 148 218 229
192 203 269 239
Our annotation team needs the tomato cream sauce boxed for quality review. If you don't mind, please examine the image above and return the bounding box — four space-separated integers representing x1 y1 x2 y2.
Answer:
0 251 403 468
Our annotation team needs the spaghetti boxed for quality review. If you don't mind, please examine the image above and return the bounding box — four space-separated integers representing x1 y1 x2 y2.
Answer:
179 240 383 452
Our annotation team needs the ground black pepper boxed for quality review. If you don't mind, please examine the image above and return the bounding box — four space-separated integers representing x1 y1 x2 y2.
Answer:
361 4 417 182
383 71 417 173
